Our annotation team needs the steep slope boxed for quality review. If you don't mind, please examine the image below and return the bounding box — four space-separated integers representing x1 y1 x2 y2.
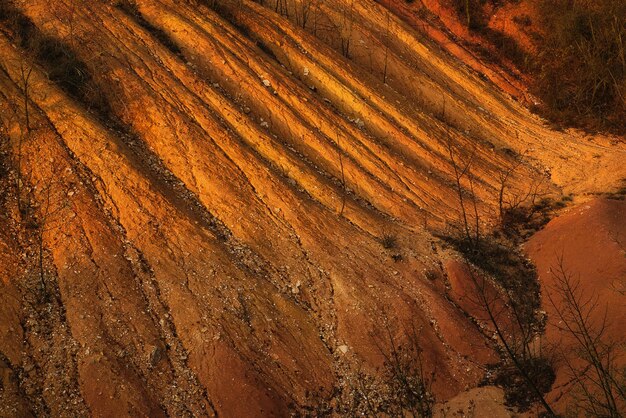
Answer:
0 0 624 416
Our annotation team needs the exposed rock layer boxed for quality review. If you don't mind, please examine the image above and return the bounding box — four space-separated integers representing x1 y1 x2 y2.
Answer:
0 0 624 416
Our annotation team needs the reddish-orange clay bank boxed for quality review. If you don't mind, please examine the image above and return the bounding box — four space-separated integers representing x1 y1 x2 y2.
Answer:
1 0 624 416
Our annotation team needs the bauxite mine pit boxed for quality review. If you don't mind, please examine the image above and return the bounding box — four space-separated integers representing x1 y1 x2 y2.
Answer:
1 0 624 416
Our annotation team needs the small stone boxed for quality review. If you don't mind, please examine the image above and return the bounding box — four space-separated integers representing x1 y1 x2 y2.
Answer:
149 345 163 366
291 280 301 294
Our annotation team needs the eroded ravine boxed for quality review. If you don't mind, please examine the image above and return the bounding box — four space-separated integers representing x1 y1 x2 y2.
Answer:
1 0 624 416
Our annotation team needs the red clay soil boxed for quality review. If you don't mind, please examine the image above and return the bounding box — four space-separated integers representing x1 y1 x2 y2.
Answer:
487 0 540 52
385 0 537 103
525 198 626 412
0 0 624 416
445 259 512 335
434 386 514 417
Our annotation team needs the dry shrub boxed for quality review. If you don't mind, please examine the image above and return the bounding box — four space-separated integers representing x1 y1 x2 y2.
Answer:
536 0 626 133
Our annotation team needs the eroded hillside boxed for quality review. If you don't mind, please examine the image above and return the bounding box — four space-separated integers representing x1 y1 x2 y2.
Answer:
0 0 624 416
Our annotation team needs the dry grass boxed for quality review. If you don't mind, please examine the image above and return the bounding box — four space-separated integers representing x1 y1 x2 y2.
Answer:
535 0 626 134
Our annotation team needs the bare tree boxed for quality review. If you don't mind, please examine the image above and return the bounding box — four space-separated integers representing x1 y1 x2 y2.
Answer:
0 62 34 216
382 1 391 84
274 0 288 17
546 258 626 417
294 0 316 29
373 319 434 418
609 232 625 295
52 1 78 49
339 0 355 58
18 62 33 133
24 160 69 302
464 0 471 28
445 120 555 414
496 156 550 233
537 0 626 132
444 128 478 247
298 312 434 416
336 132 346 216
460 255 556 415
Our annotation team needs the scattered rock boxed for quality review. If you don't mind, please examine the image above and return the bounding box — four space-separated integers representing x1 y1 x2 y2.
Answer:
149 345 164 366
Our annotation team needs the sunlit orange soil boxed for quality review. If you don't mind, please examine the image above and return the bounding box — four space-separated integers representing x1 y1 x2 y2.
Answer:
0 0 624 416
